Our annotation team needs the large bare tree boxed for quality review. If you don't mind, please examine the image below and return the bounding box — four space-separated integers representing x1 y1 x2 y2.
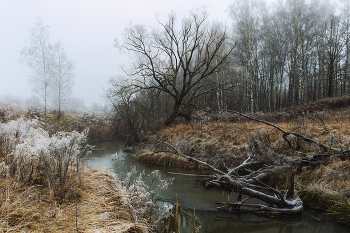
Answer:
116 10 234 125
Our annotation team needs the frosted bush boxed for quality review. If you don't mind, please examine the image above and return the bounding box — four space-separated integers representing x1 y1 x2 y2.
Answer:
0 117 91 200
0 101 23 122
0 162 8 177
116 166 174 228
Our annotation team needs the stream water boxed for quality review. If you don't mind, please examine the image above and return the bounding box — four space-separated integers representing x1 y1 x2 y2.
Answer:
83 141 350 233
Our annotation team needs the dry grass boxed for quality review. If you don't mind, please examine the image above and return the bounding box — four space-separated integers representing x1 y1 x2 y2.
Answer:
0 167 147 232
136 102 350 223
299 159 350 193
133 149 200 170
41 112 116 142
297 158 350 223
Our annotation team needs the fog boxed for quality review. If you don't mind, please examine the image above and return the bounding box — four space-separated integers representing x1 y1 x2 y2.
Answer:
0 0 231 110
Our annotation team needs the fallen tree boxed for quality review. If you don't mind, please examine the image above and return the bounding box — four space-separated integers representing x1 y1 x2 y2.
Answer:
157 140 303 216
151 111 350 216
228 111 350 171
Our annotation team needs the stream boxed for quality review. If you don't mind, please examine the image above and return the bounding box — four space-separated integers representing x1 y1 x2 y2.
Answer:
83 141 350 233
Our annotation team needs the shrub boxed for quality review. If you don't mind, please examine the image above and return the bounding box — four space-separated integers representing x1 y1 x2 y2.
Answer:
116 166 174 230
0 117 91 202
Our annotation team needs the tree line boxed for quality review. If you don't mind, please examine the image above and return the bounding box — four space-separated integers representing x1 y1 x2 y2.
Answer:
227 0 350 113
107 0 350 140
106 0 349 141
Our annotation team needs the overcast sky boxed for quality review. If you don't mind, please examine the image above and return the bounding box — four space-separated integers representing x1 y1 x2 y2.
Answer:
0 0 236 108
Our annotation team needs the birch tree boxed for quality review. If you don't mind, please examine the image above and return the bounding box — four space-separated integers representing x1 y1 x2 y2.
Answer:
50 41 75 119
20 18 52 115
229 0 265 113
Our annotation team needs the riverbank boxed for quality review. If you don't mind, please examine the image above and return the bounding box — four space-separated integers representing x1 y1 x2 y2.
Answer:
0 166 147 232
133 97 350 224
0 107 153 232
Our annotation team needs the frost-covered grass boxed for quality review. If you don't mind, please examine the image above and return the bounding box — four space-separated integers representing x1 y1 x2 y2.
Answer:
0 116 91 230
0 117 91 201
0 100 25 123
0 116 176 232
0 100 116 142
32 111 116 142
116 166 175 231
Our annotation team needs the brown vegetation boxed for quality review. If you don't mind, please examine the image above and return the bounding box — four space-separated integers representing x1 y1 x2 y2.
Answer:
135 97 350 223
34 112 116 142
0 102 117 143
0 166 147 232
0 104 159 232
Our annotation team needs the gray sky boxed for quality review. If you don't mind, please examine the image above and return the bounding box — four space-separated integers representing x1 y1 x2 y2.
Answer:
0 0 233 108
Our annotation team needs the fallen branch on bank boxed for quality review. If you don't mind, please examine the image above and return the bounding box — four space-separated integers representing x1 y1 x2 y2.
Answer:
229 111 342 153
299 150 350 167
156 139 303 216
226 111 350 169
153 110 350 216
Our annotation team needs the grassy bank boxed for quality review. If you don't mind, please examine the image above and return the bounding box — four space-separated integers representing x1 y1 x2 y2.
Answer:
0 104 174 232
134 97 350 224
1 167 147 232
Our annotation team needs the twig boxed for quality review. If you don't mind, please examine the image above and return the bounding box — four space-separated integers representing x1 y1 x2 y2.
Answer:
305 109 340 145
227 155 252 176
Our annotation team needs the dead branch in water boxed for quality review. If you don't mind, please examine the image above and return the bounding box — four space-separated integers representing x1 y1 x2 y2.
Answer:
167 172 216 178
156 140 303 216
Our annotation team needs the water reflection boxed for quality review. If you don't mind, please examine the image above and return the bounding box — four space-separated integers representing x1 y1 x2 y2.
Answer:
83 141 350 233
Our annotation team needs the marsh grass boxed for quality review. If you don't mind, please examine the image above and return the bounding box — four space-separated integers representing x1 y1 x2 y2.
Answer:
42 112 116 142
299 186 350 224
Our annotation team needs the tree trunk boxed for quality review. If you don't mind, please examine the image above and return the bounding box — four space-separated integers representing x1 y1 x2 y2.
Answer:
165 100 181 126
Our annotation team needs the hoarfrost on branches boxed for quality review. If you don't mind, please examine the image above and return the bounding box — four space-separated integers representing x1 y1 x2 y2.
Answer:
116 166 174 228
0 117 91 200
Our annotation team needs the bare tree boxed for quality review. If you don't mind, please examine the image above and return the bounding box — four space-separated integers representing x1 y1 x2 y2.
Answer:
116 9 234 125
229 0 265 113
340 0 350 95
107 77 165 143
50 41 75 119
107 79 144 142
324 16 344 98
20 18 52 116
226 0 349 112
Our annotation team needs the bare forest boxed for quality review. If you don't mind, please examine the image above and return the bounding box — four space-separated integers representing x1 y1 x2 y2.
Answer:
108 0 350 141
